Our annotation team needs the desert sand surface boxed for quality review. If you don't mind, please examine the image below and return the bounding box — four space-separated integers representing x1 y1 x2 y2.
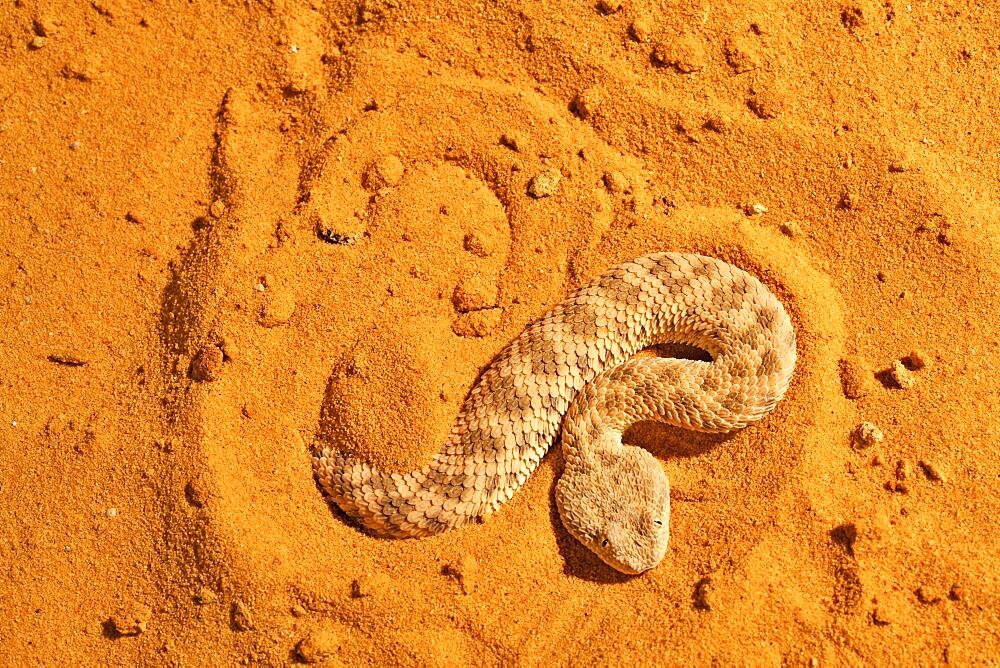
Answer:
2 0 999 664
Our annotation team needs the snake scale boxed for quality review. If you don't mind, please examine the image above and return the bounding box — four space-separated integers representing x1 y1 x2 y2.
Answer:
313 252 796 573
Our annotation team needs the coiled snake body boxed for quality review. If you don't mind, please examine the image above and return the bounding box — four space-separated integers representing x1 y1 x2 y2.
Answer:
313 252 796 573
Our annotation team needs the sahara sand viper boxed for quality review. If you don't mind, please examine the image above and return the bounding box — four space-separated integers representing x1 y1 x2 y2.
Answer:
313 252 796 573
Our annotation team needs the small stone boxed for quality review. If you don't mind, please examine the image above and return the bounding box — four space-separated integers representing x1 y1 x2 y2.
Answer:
853 422 884 448
744 203 768 216
259 288 296 327
62 55 102 82
209 200 227 219
948 584 963 601
596 0 622 13
363 155 404 190
895 460 911 481
703 113 732 133
629 16 654 43
452 274 498 313
109 601 152 636
184 478 207 508
190 345 224 382
463 232 495 257
871 454 883 466
452 309 502 338
915 585 942 605
443 555 478 594
918 460 945 482
29 35 47 50
693 576 714 610
602 171 630 194
48 351 89 367
194 588 218 605
839 357 874 399
296 629 342 663
33 16 60 36
748 89 783 120
528 168 561 198
69 140 81 151
573 86 603 120
905 349 932 371
884 479 908 494
231 599 254 631
652 35 707 73
105 507 118 518
780 221 801 237
889 360 916 389
499 132 524 152
839 188 860 210
351 572 392 598
723 35 759 73
871 605 892 626
290 605 307 617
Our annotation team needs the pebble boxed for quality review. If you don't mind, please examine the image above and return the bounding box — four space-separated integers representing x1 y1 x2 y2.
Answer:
889 360 916 389
744 203 768 216
351 572 392 598
884 479 908 494
573 86 603 120
628 17 654 43
915 585 942 605
839 188 860 210
652 35 707 73
602 171 630 194
839 356 873 399
34 16 60 36
194 587 218 605
918 460 945 482
693 576 714 610
780 221 801 237
948 583 963 601
723 35 759 73
499 131 525 152
443 555 478 595
259 288 296 327
231 599 255 631
463 231 495 257
703 113 732 133
905 349 932 371
69 140 81 151
748 89 783 120
596 0 622 13
362 155 404 190
105 507 118 518
290 604 307 617
189 345 224 382
296 629 342 663
452 274 498 313
48 351 89 367
209 200 227 218
451 309 501 338
109 601 152 636
528 168 561 198
895 460 911 481
29 35 47 50
853 422 884 448
185 478 207 508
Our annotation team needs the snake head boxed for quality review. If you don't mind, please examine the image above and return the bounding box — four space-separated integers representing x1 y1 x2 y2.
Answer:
556 445 671 574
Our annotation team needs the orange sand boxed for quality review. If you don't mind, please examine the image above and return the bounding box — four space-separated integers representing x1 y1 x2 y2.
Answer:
1 0 998 663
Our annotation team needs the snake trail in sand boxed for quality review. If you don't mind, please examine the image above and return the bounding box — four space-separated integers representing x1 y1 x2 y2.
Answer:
313 252 796 573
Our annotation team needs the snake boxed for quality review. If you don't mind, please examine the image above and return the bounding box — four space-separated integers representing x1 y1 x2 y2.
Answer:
313 252 796 574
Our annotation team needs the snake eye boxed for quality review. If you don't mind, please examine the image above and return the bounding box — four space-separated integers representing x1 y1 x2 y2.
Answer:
601 538 609 548
654 519 663 527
